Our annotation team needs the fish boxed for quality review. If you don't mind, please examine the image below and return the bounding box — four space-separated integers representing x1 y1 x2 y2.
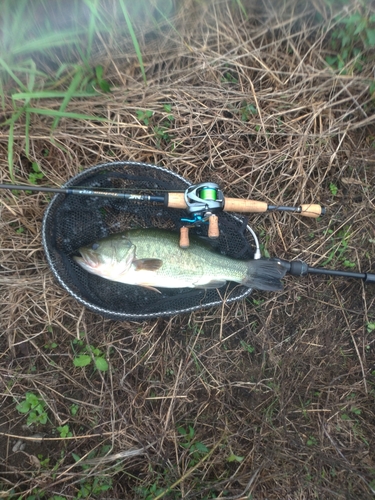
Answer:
73 228 287 291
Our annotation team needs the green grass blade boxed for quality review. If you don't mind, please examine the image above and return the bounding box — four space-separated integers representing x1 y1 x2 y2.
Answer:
153 4 186 46
25 110 30 158
0 57 28 92
1 107 24 127
26 59 36 92
8 119 14 181
51 69 84 130
5 65 47 78
119 0 147 84
26 107 107 121
12 90 98 100
11 30 86 56
83 0 100 62
2 0 29 50
0 79 5 111
234 0 248 19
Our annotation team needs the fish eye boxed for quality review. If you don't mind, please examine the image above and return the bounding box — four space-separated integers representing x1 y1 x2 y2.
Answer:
91 243 100 250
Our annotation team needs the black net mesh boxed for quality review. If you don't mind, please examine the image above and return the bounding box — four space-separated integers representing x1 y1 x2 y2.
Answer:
42 161 255 320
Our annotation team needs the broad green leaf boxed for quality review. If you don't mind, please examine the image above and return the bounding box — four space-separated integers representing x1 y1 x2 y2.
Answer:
99 79 111 93
227 453 244 462
95 65 104 80
73 354 91 367
16 400 30 413
195 442 209 453
95 357 109 372
366 29 375 48
72 452 81 462
26 392 40 407
37 413 48 425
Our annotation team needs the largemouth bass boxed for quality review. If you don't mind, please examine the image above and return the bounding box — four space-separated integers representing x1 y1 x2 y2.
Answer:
73 229 286 291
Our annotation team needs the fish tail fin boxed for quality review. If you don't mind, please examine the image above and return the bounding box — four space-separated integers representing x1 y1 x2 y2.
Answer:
242 259 287 291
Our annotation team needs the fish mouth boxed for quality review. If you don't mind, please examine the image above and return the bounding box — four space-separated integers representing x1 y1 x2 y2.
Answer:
73 249 100 269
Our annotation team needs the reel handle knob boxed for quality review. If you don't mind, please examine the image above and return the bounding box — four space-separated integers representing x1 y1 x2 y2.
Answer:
208 215 219 238
179 226 190 248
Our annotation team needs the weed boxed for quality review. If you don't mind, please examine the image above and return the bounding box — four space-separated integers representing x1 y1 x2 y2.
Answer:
221 69 238 83
178 425 209 467
325 6 375 84
366 322 375 333
238 101 257 121
93 65 111 93
163 103 174 122
306 436 317 446
137 109 154 125
44 341 58 349
136 105 174 147
72 332 109 372
72 446 115 498
27 162 44 184
240 340 255 353
227 452 244 463
329 182 338 196
137 481 166 500
70 403 79 416
57 424 73 438
16 392 48 426
322 225 353 267
153 125 172 147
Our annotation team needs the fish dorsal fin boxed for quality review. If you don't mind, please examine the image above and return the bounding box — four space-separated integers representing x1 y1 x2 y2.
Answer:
133 258 163 271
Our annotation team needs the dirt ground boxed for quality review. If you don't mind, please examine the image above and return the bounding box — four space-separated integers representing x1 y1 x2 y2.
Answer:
1 0 375 498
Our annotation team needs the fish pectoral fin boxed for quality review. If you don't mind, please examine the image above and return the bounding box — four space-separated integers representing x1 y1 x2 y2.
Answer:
194 279 226 289
133 258 163 271
139 284 161 293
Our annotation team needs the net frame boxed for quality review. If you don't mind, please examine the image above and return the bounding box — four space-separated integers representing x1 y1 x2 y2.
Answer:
42 161 256 320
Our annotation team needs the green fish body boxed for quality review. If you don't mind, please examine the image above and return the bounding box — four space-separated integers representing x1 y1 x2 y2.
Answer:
74 228 286 291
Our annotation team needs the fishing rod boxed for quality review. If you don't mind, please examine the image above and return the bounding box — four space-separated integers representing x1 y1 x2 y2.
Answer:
1 171 373 311
0 182 325 217
0 181 325 247
0 181 324 225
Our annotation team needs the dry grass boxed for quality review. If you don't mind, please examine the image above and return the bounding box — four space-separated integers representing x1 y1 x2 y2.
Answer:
1 0 375 498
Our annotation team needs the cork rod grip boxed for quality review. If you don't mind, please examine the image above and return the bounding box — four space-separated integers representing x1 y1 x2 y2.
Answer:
299 204 324 218
223 198 268 213
166 193 269 213
167 192 187 209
